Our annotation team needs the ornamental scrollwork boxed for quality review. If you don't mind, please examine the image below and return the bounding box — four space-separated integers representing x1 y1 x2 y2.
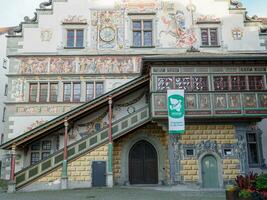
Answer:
39 0 52 9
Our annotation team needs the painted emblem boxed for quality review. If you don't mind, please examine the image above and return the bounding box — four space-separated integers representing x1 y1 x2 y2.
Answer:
168 94 184 119
232 27 243 40
41 29 53 42
99 27 116 42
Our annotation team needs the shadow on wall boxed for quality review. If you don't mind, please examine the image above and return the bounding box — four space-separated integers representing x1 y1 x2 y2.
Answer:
257 118 267 167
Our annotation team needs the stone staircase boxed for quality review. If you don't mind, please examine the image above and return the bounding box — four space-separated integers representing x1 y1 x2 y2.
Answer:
15 105 150 189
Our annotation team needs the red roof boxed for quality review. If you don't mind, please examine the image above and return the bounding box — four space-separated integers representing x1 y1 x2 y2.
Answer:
260 18 267 25
0 27 12 35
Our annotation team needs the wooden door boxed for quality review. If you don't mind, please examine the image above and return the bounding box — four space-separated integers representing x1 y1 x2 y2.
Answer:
92 161 106 187
201 155 219 188
129 140 158 184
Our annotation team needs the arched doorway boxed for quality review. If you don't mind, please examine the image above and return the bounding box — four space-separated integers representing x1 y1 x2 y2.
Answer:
129 140 158 184
201 155 219 188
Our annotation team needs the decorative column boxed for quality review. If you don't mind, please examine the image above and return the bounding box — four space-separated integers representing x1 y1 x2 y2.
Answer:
7 144 16 193
61 119 69 189
107 97 113 187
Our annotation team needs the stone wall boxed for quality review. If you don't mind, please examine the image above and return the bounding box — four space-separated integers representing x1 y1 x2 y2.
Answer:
179 124 240 184
113 122 170 185
37 144 108 184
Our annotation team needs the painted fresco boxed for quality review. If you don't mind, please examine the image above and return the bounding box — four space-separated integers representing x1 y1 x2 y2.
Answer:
160 8 197 48
123 0 160 11
50 57 76 74
91 10 124 49
78 56 141 73
11 79 26 102
12 56 141 74
24 119 48 132
18 57 49 74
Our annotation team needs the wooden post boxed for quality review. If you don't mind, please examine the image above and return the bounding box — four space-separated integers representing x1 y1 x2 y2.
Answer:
107 97 113 187
61 119 69 189
10 145 16 182
7 144 16 193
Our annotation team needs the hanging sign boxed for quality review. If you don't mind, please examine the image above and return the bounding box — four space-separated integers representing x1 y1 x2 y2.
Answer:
167 90 185 134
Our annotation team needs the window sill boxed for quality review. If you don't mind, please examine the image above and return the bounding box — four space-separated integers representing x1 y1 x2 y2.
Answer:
64 47 85 49
200 45 221 48
130 46 155 48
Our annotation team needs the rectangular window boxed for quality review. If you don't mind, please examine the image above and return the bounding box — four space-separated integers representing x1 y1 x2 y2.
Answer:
214 76 229 91
2 107 6 122
73 83 81 102
67 30 75 47
63 83 71 102
31 142 40 150
96 82 104 97
42 152 50 160
39 83 48 102
86 82 104 101
31 152 40 165
231 76 246 91
50 83 58 102
0 133 4 145
76 30 84 47
29 83 38 102
4 84 8 96
133 20 153 47
248 76 264 90
247 133 260 166
42 141 52 151
86 82 94 101
2 58 7 69
201 28 218 46
66 29 84 48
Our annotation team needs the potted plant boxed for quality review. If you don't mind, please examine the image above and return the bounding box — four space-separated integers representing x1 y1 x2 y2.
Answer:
256 174 267 200
226 184 239 200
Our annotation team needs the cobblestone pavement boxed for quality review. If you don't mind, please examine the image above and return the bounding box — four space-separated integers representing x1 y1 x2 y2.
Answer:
0 187 225 200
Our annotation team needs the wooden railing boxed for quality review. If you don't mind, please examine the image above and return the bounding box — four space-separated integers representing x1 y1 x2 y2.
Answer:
15 105 150 189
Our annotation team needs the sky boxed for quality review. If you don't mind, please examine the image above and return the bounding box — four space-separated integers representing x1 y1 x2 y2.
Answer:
0 0 266 27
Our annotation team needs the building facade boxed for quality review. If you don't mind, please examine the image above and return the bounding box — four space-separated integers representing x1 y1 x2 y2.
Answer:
0 0 267 192
0 28 10 178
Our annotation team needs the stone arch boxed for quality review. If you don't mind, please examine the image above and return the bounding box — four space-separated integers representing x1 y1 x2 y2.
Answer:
118 132 166 185
198 152 224 188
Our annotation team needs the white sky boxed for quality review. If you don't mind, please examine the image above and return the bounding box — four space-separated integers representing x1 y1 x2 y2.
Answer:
0 0 266 27
0 0 44 27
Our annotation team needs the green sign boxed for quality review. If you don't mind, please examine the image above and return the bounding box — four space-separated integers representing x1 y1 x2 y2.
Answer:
167 90 185 134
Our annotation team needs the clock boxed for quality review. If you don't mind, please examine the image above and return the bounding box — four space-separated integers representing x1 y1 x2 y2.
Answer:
99 27 115 42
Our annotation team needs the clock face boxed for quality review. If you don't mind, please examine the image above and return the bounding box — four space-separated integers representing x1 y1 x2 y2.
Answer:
99 27 115 42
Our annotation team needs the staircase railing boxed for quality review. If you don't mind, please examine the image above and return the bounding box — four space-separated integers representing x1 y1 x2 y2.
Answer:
15 105 150 189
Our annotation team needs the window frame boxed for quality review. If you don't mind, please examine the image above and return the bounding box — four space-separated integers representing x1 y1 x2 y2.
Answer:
30 140 52 165
29 83 38 102
246 131 264 168
86 81 104 101
50 83 58 102
200 27 220 47
128 13 156 48
65 29 85 48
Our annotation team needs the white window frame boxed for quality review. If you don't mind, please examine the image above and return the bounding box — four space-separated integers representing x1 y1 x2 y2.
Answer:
62 24 87 49
128 14 156 48
198 24 221 47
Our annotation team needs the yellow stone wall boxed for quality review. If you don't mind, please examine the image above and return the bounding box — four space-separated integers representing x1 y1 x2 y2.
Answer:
37 144 108 183
179 124 240 182
113 122 170 183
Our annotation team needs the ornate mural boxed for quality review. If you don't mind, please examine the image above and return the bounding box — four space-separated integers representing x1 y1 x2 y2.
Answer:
24 119 48 132
16 105 73 114
12 56 141 74
123 0 160 11
160 10 197 48
232 27 244 40
40 29 53 42
18 57 49 74
50 57 76 74
11 79 26 102
62 15 87 24
91 10 124 49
